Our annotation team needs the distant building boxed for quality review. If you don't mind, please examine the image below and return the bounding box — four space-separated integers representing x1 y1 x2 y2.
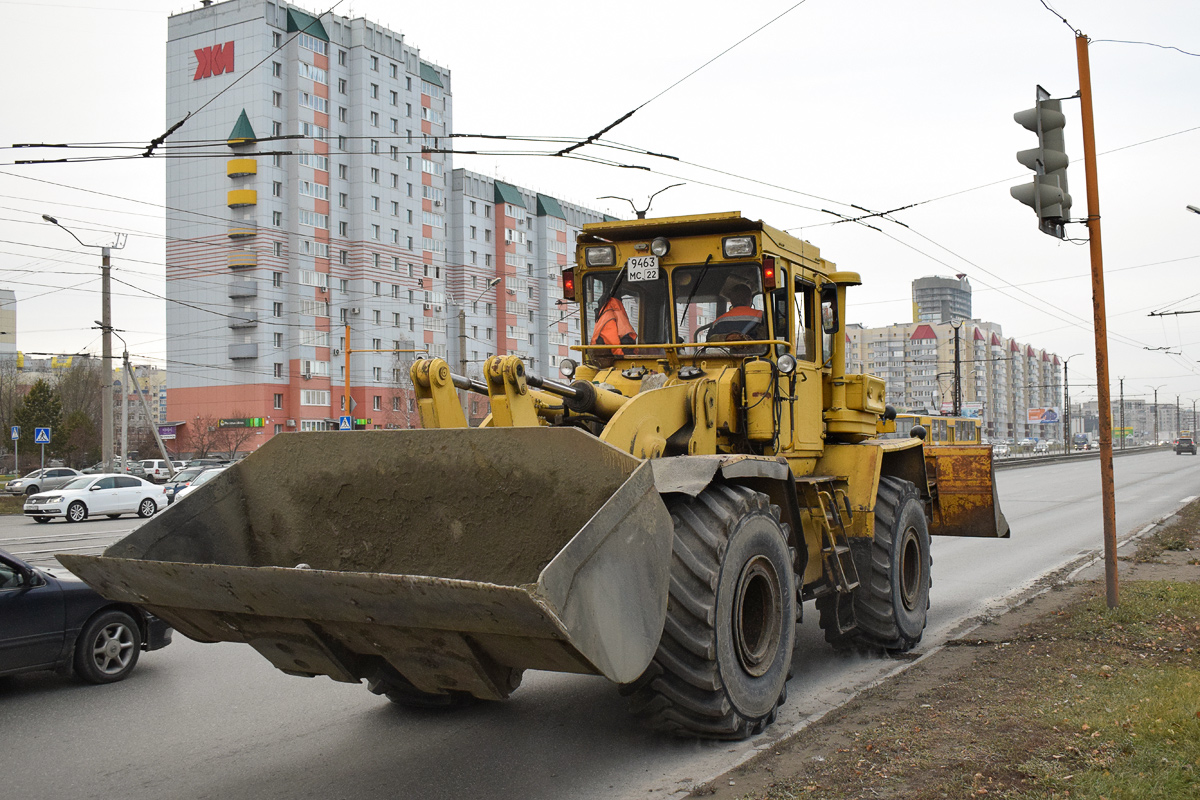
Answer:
912 274 971 324
0 289 15 360
851 279 1064 441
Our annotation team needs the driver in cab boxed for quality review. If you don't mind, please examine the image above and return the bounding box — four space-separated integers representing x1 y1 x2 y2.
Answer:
707 282 764 342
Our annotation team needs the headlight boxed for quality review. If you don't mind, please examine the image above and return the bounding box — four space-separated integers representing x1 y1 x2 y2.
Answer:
558 358 578 379
649 237 670 257
43 496 62 503
722 235 757 258
585 246 616 267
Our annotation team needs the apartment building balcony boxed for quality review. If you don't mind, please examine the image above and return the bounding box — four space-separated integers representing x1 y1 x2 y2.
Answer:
228 280 258 298
228 343 258 360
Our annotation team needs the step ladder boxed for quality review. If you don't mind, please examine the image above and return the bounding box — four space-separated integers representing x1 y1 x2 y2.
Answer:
796 476 860 633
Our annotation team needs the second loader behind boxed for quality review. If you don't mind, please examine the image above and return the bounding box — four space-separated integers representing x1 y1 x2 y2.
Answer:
63 211 1008 740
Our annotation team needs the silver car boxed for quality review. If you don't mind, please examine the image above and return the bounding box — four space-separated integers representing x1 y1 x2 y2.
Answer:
6 468 82 496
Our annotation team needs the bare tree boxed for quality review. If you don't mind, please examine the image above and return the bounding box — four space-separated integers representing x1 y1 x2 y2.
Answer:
181 414 222 459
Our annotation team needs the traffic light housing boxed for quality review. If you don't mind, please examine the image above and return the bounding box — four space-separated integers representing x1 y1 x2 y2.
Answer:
1011 85 1071 239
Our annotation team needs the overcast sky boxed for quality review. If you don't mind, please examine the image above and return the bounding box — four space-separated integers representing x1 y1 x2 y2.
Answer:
2 0 1198 407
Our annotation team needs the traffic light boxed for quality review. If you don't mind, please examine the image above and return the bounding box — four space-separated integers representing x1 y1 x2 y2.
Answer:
1011 85 1071 239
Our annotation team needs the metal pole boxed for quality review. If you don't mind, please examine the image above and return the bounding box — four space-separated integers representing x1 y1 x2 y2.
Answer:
1176 395 1181 440
1119 378 1124 450
1154 388 1159 446
1064 359 1070 445
120 357 128 473
952 322 962 416
459 307 469 421
124 351 175 478
101 247 113 472
1077 33 1118 609
344 323 352 425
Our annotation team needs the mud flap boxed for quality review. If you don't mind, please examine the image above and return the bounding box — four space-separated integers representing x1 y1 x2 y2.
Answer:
924 445 1010 538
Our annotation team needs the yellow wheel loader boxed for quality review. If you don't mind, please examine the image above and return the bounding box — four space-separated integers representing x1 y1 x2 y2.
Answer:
61 212 1007 740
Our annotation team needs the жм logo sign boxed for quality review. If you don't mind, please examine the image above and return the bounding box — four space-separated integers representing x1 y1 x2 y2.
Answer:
194 41 234 80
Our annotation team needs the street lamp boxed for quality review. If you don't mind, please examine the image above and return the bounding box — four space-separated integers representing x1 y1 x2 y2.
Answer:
1187 205 1200 215
1062 353 1083 446
456 277 502 419
44 215 126 472
1147 384 1165 446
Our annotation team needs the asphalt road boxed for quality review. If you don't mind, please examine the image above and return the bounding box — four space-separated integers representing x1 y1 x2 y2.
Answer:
2 450 1197 800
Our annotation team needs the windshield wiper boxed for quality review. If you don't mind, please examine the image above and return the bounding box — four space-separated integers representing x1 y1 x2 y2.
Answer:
675 254 713 338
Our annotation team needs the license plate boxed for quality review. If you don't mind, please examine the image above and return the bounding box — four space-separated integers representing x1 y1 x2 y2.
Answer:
626 256 659 282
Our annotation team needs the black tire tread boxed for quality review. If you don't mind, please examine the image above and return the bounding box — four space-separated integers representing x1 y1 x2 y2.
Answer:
622 484 790 740
816 476 929 652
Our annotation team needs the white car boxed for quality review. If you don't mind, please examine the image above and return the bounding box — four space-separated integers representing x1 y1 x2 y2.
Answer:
24 474 165 524
172 466 227 502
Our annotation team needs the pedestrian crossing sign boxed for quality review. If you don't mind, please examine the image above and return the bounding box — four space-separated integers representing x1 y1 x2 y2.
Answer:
34 427 50 444
339 416 352 431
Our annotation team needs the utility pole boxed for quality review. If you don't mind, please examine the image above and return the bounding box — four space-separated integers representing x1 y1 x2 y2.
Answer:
951 320 962 416
42 216 125 472
1119 378 1124 451
1176 394 1181 440
1148 385 1163 446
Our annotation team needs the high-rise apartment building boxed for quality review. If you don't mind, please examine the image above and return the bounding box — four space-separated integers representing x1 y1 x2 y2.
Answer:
165 1 453 447
912 274 971 324
164 2 612 449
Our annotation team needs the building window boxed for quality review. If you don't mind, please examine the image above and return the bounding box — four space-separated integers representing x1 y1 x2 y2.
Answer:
373 366 382 382
338 50 346 67
370 111 379 127
273 31 282 48
340 278 349 293
338 163 348 180
370 56 379 72
272 181 282 197
338 107 347 123
338 78 346 94
339 221 348 236
373 395 381 411
373 281 381 296
370 168 379 182
273 302 283 317
273 242 283 257
274 363 283 378
272 271 282 286
372 338 381 350
272 211 283 227
273 332 283 348
339 192 347 209
272 91 281 108
272 61 282 77
273 393 283 410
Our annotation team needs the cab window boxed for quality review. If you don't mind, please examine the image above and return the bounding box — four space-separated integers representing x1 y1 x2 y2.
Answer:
582 268 670 362
672 265 767 357
793 277 817 362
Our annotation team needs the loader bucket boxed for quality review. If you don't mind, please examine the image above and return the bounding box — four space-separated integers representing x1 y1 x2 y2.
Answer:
60 427 675 700
924 445 1010 538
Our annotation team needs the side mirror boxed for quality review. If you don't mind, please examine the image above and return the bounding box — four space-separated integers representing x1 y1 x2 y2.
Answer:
820 285 839 334
89 485 102 492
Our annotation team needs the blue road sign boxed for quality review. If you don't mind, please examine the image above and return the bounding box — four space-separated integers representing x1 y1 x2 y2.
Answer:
34 427 50 444
339 415 353 431
10 426 18 440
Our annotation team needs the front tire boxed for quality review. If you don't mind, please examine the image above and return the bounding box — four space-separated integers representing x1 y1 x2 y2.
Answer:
817 476 930 652
67 501 87 523
74 610 141 683
32 516 49 524
137 498 157 518
24 485 38 496
622 483 795 740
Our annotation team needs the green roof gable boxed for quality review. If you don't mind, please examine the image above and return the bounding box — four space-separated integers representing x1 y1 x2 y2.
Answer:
286 8 329 41
419 62 444 88
536 194 565 219
227 109 257 143
494 181 525 208
604 214 621 222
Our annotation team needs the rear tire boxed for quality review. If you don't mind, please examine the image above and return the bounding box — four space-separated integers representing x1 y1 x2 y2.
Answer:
137 498 157 518
817 476 930 652
622 483 795 740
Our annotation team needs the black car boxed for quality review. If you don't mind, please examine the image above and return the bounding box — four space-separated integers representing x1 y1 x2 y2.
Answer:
1177 437 1197 455
0 549 172 683
163 465 216 504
